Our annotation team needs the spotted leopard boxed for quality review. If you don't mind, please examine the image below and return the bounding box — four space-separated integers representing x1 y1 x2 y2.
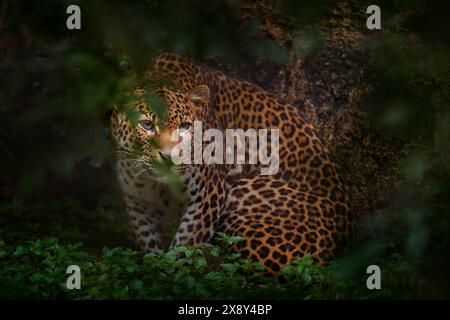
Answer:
110 53 353 272
110 88 186 251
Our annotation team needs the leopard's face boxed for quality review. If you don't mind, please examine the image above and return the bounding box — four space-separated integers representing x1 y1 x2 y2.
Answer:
110 85 210 179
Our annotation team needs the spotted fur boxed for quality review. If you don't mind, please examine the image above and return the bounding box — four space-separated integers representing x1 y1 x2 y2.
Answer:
110 88 186 251
111 53 353 272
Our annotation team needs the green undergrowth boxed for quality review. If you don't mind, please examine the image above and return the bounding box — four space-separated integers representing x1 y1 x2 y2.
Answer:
0 236 424 300
0 198 426 300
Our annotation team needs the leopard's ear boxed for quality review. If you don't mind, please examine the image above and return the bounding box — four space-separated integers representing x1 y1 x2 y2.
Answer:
107 107 122 131
187 85 210 107
108 107 118 123
101 107 118 140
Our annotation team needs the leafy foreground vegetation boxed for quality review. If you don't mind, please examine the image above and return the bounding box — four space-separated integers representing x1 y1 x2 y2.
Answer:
1 0 449 299
0 198 426 300
0 237 423 300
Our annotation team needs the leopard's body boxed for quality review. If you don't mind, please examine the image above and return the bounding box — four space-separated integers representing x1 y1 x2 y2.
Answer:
111 92 186 251
111 53 353 272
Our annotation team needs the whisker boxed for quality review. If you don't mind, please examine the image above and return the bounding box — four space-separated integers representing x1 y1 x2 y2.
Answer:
135 167 149 178
111 151 133 157
133 158 147 170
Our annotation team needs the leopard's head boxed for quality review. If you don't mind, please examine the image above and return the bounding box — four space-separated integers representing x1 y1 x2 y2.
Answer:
110 85 210 179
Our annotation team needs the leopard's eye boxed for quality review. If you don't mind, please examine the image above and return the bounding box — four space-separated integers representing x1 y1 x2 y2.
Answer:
179 122 192 132
139 120 155 132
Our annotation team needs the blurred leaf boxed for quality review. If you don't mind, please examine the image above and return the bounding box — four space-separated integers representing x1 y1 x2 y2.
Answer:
144 92 166 121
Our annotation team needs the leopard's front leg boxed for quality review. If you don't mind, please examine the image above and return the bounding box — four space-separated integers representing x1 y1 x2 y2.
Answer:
170 202 215 248
170 167 226 249
123 193 165 251
117 159 182 251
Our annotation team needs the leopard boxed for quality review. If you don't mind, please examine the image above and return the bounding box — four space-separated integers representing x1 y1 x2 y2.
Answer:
110 52 353 272
110 87 187 251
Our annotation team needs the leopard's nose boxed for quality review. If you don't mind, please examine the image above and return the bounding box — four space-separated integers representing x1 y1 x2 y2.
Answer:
159 151 171 160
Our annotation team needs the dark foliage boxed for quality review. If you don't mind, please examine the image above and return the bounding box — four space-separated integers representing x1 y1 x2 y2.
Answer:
0 0 449 299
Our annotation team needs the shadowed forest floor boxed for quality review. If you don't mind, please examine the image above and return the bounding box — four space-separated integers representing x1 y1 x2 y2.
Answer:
0 0 449 299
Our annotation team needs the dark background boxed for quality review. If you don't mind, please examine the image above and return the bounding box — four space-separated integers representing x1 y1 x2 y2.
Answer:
0 0 449 299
